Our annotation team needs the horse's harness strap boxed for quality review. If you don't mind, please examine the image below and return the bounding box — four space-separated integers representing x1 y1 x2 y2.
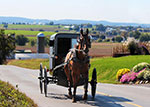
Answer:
67 48 90 65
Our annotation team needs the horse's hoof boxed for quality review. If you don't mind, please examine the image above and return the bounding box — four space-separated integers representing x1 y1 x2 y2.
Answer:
72 98 76 103
82 95 88 100
68 94 72 99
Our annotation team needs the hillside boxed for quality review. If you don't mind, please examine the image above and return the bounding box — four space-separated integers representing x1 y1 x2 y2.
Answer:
7 55 150 84
1 16 150 27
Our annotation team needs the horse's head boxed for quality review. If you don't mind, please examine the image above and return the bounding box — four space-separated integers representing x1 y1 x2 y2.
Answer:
77 29 91 53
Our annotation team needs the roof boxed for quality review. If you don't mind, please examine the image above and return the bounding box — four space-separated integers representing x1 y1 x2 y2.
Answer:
50 33 80 40
37 32 45 37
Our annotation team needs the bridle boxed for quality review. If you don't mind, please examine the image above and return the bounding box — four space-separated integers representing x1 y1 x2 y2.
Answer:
77 29 91 54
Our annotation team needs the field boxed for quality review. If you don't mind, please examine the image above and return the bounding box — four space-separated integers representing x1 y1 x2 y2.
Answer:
89 43 121 57
7 59 49 69
0 24 74 33
16 42 121 56
0 80 37 107
5 30 55 36
8 55 150 84
6 24 59 28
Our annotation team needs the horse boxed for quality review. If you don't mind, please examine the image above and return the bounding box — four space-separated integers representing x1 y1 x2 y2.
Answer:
64 29 91 102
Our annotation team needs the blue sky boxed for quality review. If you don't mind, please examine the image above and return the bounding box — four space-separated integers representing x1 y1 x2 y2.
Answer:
1 0 150 24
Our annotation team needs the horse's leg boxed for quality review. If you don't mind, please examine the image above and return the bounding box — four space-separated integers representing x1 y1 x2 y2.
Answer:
68 81 72 98
72 85 77 103
83 77 88 100
72 74 78 103
64 65 72 98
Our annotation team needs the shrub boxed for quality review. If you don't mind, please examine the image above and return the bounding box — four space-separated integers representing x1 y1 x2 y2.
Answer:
132 62 150 73
120 72 138 83
30 40 36 47
0 29 15 64
127 40 137 55
137 68 146 79
16 35 29 46
144 70 150 80
115 36 123 42
104 38 111 42
137 69 150 80
116 68 130 81
97 38 103 42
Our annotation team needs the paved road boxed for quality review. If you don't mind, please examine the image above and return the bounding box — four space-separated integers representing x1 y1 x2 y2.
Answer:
0 65 150 107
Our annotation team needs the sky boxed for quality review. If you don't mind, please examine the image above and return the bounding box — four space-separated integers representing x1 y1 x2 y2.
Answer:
0 0 150 24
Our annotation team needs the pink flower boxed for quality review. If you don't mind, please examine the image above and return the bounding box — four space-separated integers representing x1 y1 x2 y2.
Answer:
120 72 138 83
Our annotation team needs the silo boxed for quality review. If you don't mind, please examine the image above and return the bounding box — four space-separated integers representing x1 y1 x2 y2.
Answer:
37 32 45 53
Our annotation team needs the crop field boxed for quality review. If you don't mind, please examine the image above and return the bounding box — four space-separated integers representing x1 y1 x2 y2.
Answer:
0 24 73 33
5 30 55 36
0 24 61 28
89 43 121 57
16 42 121 56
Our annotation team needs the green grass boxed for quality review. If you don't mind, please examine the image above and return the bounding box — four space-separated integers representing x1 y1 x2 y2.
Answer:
8 59 49 69
8 55 150 83
89 55 150 83
5 30 55 36
0 80 37 107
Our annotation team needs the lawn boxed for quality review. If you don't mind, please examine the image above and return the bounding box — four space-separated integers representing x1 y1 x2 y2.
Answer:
89 55 150 83
8 55 150 84
0 80 37 107
7 59 49 69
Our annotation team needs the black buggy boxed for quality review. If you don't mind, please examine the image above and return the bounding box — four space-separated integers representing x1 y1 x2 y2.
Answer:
38 33 97 98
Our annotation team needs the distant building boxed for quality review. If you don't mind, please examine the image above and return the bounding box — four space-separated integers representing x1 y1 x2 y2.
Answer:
91 35 99 40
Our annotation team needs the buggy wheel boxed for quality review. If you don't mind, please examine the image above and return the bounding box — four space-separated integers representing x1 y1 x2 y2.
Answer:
44 67 48 97
39 63 43 94
90 68 97 98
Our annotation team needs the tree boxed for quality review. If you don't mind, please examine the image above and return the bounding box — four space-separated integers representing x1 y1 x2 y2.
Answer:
97 38 103 42
73 25 80 31
127 40 137 55
16 35 29 46
49 21 54 25
0 29 15 64
104 38 110 42
115 36 123 42
139 34 150 42
133 31 141 39
86 23 92 28
99 35 106 40
95 24 106 32
31 40 36 47
128 31 141 39
3 23 8 29
44 37 49 46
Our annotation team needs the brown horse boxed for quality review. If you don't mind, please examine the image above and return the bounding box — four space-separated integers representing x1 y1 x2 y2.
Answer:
64 29 91 102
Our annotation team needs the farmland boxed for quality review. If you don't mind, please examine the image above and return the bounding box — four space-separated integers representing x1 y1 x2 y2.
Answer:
0 24 63 29
15 42 121 56
5 30 55 36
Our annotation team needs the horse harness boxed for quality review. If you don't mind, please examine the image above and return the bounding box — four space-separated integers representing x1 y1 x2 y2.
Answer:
66 48 90 65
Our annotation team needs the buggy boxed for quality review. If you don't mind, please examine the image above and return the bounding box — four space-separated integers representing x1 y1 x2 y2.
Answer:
38 33 97 99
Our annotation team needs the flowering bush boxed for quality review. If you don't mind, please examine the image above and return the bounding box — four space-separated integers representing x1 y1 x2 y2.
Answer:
132 62 150 73
137 69 150 80
116 68 130 81
120 72 138 83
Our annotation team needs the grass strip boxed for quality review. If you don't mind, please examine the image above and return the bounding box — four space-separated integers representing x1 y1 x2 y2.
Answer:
0 80 37 107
